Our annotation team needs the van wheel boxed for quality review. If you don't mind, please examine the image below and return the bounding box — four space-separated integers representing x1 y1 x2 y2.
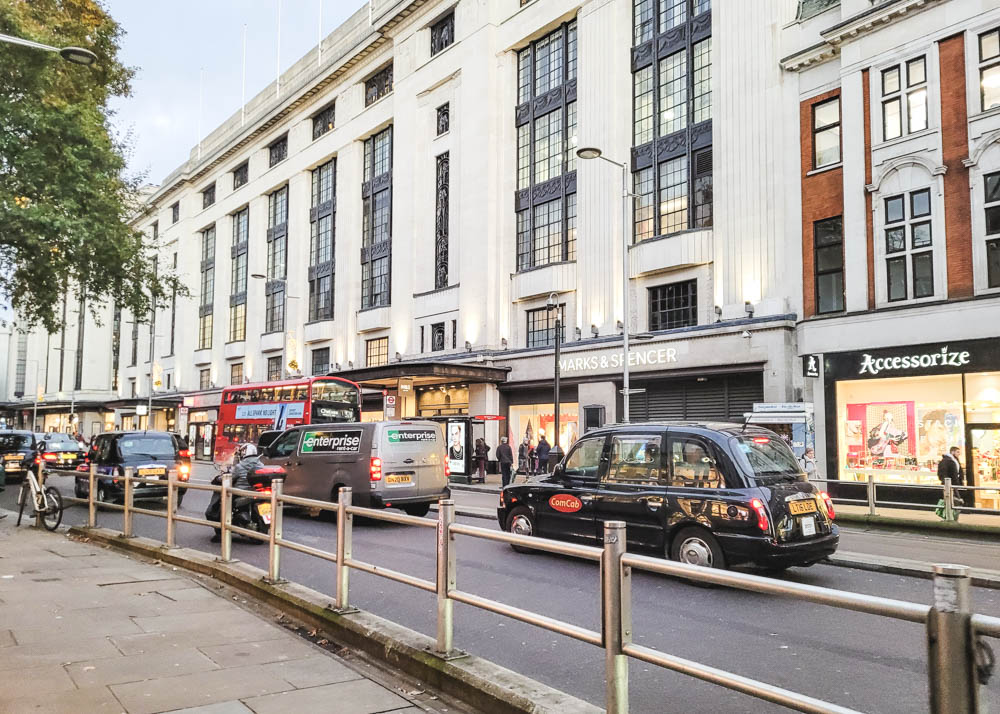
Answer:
669 527 726 570
403 503 430 518
505 507 537 554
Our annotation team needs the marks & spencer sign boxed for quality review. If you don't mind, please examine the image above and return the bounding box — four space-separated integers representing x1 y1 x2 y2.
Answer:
559 346 683 374
824 338 999 382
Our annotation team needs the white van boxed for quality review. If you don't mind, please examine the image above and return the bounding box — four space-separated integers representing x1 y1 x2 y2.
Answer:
261 420 450 516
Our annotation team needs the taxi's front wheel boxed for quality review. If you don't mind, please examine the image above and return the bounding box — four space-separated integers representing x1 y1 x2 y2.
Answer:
506 507 536 554
669 527 726 570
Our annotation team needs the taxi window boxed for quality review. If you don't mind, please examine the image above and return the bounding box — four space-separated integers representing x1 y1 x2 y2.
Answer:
605 435 664 485
668 437 723 489
270 430 300 457
563 437 604 480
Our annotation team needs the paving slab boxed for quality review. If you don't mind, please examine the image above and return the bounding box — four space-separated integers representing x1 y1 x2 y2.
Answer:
0 684 125 714
198 637 317 668
167 703 255 714
111 629 278 657
0 629 14 647
0 664 77 698
260 656 361 689
241 679 412 714
131 608 265 635
0 636 123 671
65 647 220 688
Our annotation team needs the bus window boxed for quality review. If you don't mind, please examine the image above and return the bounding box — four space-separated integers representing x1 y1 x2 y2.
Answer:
294 386 308 400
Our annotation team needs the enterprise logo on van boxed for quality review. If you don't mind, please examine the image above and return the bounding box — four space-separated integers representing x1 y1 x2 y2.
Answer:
387 429 437 443
301 430 362 453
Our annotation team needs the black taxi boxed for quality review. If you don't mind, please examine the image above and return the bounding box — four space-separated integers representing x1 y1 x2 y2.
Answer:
497 422 839 571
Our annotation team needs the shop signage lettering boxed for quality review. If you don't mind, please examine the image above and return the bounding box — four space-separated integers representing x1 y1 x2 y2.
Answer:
549 494 583 513
301 430 362 453
234 403 305 420
559 347 679 374
387 429 437 443
858 347 971 375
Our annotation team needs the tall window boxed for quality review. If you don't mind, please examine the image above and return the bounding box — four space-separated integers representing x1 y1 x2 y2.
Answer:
365 64 393 106
649 280 697 330
632 3 712 242
265 187 288 332
526 305 565 348
515 21 577 272
312 103 335 140
230 206 248 342
311 348 330 376
814 216 845 314
268 135 288 167
74 296 85 391
980 28 1000 112
881 57 926 141
168 252 177 356
437 103 450 135
267 356 282 381
366 337 389 367
435 153 450 289
884 189 933 302
431 323 446 351
202 183 216 209
309 159 335 321
362 128 392 308
111 307 121 390
813 97 840 168
171 202 179 223
129 314 139 366
430 12 454 56
14 333 26 396
233 161 249 189
230 363 243 386
200 368 211 390
198 225 215 350
985 170 1000 288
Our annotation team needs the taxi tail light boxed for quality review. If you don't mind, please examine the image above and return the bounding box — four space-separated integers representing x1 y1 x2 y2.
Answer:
178 448 191 458
752 436 771 444
750 498 770 532
820 491 835 520
370 457 382 482
42 452 58 461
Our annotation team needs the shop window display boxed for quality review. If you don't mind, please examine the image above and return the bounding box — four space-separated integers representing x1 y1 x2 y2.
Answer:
509 403 579 471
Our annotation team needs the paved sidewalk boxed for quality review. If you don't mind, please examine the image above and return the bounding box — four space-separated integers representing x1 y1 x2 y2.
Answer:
0 514 434 714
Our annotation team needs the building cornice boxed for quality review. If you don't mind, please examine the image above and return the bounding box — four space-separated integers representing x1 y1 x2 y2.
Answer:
780 0 945 72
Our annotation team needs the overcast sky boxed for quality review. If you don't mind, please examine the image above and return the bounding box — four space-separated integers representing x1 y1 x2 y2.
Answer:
105 0 366 185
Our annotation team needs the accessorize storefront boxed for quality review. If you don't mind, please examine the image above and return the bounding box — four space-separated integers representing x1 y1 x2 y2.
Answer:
823 337 1000 510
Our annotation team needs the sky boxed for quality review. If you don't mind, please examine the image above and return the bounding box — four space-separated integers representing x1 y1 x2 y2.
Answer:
105 0 367 186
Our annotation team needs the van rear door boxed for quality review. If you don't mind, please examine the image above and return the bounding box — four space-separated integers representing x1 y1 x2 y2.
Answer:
376 424 445 500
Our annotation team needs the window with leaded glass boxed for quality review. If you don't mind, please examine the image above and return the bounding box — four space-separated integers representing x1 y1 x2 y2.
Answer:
312 102 335 140
814 216 844 314
514 20 578 272
230 363 243 386
200 368 211 390
648 280 697 330
202 183 215 209
883 188 934 302
230 206 248 341
198 225 215 350
232 161 248 189
362 128 392 308
265 187 288 332
268 135 287 167
431 323 445 352
309 159 335 321
436 103 450 135
311 348 330 376
365 64 393 106
265 290 285 333
267 356 281 381
632 1 712 243
430 12 454 56
366 337 389 367
171 202 180 223
435 152 450 289
526 304 566 348
985 170 1000 288
228 303 246 342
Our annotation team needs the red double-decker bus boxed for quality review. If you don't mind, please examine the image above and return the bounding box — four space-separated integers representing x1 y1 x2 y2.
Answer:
214 375 362 463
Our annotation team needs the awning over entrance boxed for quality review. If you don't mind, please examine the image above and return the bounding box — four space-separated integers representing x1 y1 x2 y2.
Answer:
330 361 509 390
105 397 183 411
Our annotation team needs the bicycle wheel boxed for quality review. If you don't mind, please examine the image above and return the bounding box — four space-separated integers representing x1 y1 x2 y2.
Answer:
15 480 29 526
41 486 63 531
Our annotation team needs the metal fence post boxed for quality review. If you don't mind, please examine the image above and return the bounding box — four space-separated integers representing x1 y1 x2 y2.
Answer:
34 460 45 528
267 478 283 582
335 487 353 610
165 471 176 547
602 520 629 714
867 473 877 516
436 498 456 657
123 467 133 537
927 564 978 713
87 462 96 528
220 474 232 562
944 478 955 521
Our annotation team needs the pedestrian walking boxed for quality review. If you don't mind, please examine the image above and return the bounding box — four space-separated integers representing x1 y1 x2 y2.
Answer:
474 438 490 483
799 448 817 479
535 434 551 473
518 438 531 476
935 446 965 520
497 436 514 487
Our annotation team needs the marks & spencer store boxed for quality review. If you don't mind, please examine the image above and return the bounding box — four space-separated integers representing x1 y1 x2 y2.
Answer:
822 337 1000 510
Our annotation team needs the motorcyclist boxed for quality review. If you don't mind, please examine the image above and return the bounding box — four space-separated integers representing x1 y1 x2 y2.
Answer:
210 441 262 543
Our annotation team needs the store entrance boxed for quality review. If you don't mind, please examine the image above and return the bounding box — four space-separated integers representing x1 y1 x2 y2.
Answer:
968 424 1000 511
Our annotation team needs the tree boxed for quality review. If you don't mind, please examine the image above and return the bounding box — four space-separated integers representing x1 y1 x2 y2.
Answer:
0 0 180 332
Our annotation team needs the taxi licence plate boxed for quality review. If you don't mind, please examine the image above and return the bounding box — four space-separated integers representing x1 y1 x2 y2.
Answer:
138 468 165 477
4 454 21 460
789 500 817 516
257 502 272 524
385 473 413 487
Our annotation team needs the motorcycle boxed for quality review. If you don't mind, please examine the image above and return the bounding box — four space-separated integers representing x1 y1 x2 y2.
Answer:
206 450 283 542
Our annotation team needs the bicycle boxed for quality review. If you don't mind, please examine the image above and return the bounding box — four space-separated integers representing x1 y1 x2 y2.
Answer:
16 462 63 531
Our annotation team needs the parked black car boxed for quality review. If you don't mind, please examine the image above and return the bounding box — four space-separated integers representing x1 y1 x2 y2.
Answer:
75 431 191 505
37 432 87 470
0 430 39 479
497 422 839 571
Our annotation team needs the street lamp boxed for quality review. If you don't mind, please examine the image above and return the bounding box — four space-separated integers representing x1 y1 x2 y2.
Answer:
576 146 638 423
0 32 97 65
546 292 564 472
251 274 301 379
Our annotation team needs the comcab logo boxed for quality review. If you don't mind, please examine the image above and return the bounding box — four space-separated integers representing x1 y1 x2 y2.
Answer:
387 429 437 443
301 430 362 453
548 494 583 513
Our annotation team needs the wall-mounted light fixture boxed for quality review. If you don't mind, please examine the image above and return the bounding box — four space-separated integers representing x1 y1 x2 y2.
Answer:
714 305 722 323
744 301 754 318
395 351 402 362
616 320 624 333
574 327 582 341
501 338 508 350
464 340 472 352
334 363 341 371
348 361 354 368
591 324 599 338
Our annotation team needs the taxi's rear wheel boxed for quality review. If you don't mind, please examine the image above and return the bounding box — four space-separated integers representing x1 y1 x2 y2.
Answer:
506 507 536 554
670 527 726 570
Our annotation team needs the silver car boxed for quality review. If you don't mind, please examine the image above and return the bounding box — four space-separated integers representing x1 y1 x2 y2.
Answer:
261 420 450 517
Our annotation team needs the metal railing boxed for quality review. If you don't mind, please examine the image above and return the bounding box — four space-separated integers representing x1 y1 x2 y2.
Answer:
36 464 998 713
812 475 1000 521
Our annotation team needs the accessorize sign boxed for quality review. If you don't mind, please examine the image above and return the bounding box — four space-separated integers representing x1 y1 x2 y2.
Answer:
823 337 999 382
300 430 362 453
859 347 971 376
558 346 683 374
